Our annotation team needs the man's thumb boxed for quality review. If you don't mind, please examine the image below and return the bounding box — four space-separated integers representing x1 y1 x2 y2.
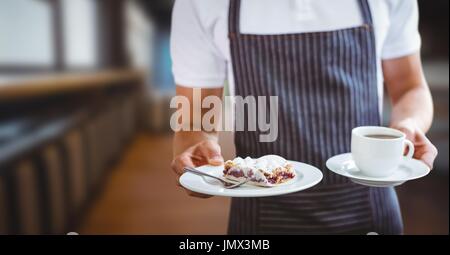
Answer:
397 127 415 141
199 141 224 165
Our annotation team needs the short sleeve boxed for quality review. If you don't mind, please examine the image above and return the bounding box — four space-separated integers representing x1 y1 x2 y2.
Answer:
381 0 421 59
170 0 226 88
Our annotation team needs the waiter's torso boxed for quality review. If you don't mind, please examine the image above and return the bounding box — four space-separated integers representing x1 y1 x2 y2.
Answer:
171 0 421 111
225 0 403 234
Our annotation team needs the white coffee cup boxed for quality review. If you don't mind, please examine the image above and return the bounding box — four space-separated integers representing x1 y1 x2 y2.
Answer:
351 126 414 177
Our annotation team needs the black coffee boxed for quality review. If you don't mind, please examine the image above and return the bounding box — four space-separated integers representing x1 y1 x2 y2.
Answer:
365 134 400 139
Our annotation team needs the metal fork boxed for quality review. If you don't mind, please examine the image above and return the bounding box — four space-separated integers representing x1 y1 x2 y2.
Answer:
183 166 248 189
224 179 249 189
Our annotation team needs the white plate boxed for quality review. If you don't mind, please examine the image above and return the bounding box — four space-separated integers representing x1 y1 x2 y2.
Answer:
179 161 323 197
326 153 430 187
350 179 405 187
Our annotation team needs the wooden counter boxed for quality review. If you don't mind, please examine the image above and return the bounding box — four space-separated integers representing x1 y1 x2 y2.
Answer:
0 69 145 101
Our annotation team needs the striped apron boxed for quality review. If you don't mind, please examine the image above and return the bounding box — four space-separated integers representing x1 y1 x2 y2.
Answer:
228 0 403 234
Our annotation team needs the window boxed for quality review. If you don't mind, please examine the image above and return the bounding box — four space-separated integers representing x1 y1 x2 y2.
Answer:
62 0 98 69
0 0 99 73
0 0 54 69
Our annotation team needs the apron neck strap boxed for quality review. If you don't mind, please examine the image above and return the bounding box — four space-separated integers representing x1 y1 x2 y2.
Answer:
228 0 241 38
228 0 374 37
358 0 374 26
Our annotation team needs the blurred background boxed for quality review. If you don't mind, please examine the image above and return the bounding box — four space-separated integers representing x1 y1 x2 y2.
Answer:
0 0 447 235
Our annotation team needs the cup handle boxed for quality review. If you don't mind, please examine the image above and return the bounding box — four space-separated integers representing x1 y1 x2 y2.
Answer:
404 139 415 159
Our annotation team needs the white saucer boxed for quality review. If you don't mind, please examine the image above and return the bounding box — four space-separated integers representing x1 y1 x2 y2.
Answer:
326 153 430 187
350 179 405 187
179 160 323 197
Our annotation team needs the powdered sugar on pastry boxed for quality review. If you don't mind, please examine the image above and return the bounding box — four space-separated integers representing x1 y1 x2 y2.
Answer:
223 155 296 187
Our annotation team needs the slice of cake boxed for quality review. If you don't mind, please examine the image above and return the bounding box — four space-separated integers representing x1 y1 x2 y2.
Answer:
223 155 296 187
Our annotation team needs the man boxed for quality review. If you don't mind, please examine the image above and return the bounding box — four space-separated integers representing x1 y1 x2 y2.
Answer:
170 0 437 234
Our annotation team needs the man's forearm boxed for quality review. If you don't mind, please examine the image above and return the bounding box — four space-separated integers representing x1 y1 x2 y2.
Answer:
173 85 223 156
390 86 433 132
173 131 219 156
383 53 433 133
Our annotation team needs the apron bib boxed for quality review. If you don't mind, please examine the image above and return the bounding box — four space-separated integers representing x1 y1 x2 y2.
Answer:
228 0 403 234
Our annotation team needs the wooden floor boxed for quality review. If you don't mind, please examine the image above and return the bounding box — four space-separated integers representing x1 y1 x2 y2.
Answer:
78 133 230 234
78 133 448 235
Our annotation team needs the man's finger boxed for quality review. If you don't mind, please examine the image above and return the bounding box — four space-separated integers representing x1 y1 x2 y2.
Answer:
175 179 212 198
184 189 213 198
171 153 195 176
419 150 437 169
176 178 182 187
415 132 438 169
196 140 224 165
396 126 415 141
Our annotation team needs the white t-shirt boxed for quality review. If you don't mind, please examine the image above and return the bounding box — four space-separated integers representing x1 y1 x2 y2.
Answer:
170 0 421 103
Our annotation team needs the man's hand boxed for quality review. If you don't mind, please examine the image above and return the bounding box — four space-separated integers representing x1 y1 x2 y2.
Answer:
384 53 437 169
391 118 438 169
171 140 224 198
